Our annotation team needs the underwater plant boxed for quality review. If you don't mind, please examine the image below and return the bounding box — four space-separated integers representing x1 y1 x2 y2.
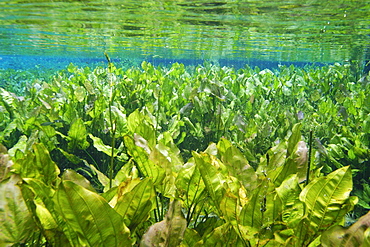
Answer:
0 61 369 246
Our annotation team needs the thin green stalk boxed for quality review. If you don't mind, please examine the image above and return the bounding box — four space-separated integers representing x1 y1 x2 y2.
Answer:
83 149 99 170
109 120 116 189
105 51 116 189
306 130 313 186
193 198 206 228
108 86 116 189
155 193 161 222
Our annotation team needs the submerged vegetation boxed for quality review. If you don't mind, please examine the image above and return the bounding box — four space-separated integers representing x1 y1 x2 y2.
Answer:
0 59 370 246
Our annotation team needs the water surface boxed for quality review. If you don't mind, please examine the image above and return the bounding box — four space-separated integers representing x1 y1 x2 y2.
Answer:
0 0 369 67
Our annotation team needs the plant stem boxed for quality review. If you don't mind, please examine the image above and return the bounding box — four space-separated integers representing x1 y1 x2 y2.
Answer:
105 51 116 189
306 130 313 186
109 120 116 189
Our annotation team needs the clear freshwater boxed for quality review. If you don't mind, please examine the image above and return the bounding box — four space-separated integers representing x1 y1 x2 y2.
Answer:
0 0 369 69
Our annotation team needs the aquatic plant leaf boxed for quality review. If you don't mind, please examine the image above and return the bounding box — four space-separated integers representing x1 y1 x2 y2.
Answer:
63 105 79 124
114 178 155 231
193 152 225 212
0 175 36 246
299 166 356 232
124 135 165 186
0 144 13 182
182 228 203 247
175 159 205 208
127 110 156 148
275 174 304 228
88 163 110 189
240 178 282 230
7 135 27 157
157 132 184 171
113 159 139 185
201 223 246 246
13 143 60 186
287 123 301 157
295 141 308 183
220 188 239 225
140 200 186 247
19 177 74 246
55 180 131 247
57 148 82 165
257 141 287 178
74 86 86 102
149 146 176 198
216 138 257 193
62 169 96 192
67 118 89 150
88 134 118 157
269 156 299 187
109 105 128 136
34 202 58 230
321 211 370 247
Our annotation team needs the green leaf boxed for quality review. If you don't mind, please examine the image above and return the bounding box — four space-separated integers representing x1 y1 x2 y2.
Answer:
276 174 304 228
55 180 132 247
175 159 205 208
57 148 82 165
88 163 110 190
124 135 165 186
321 211 370 247
240 178 282 230
257 141 287 179
193 152 226 212
182 228 203 247
7 135 27 157
0 175 36 245
13 143 60 186
114 178 155 231
20 177 73 246
140 200 186 247
62 169 96 192
74 86 86 102
287 123 301 157
299 166 357 232
109 105 128 136
0 145 13 182
67 118 89 150
127 110 156 148
217 138 257 193
201 223 246 246
149 146 176 198
220 188 239 225
88 134 118 157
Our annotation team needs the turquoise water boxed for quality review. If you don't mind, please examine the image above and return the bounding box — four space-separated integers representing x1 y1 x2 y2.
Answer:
0 0 369 68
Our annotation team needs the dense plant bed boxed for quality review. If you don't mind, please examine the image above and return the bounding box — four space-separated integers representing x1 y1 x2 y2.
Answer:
0 60 370 246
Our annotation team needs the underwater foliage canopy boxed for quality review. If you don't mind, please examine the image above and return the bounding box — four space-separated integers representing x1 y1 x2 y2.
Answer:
0 61 370 246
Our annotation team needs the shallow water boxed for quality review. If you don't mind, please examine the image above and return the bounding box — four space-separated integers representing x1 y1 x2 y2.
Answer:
0 0 369 67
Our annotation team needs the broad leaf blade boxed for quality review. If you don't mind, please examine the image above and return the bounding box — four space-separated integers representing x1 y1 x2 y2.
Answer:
175 159 205 208
67 118 89 150
140 200 186 247
0 175 36 246
149 147 176 198
124 135 165 186
13 143 60 186
240 178 282 231
55 180 131 247
20 178 73 246
217 138 257 193
193 152 225 212
114 178 156 231
299 166 355 231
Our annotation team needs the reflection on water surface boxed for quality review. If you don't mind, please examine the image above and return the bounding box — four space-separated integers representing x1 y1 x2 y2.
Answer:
0 0 369 63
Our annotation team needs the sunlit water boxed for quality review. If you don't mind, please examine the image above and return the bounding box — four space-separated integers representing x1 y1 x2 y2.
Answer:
0 0 369 69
